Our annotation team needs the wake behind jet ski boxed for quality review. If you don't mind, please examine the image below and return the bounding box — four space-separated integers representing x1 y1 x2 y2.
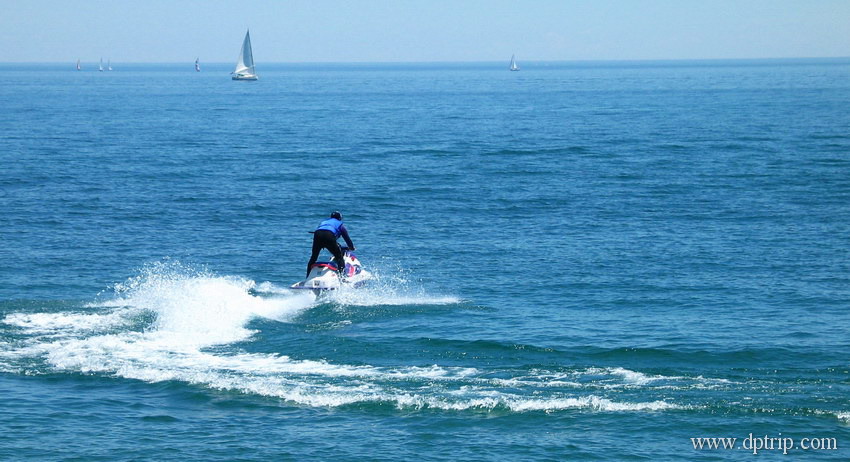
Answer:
290 247 372 292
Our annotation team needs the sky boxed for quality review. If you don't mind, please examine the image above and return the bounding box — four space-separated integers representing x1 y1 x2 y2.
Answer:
0 0 848 63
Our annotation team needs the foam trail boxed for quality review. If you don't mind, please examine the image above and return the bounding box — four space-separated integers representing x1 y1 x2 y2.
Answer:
325 270 462 307
252 266 462 307
2 261 317 366
0 261 686 414
3 309 140 335
105 261 317 346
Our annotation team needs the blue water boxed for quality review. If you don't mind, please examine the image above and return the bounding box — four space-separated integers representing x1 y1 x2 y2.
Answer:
2 59 849 460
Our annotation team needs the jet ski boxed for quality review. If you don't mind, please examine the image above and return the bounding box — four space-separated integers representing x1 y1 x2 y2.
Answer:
290 247 372 292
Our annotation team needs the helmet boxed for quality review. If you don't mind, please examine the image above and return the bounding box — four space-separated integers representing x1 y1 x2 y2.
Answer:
330 211 342 220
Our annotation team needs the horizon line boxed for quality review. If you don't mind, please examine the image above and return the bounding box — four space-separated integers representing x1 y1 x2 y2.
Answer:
3 56 850 66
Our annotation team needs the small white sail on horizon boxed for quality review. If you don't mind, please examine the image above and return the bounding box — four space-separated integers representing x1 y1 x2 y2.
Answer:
510 54 520 71
195 58 200 72
232 30 258 80
76 59 81 71
99 58 104 72
107 59 112 71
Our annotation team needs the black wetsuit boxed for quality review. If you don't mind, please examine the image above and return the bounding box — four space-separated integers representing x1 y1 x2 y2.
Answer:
307 229 346 277
306 218 355 277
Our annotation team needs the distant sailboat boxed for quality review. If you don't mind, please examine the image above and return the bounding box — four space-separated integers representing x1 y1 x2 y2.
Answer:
232 30 258 80
509 54 520 71
99 58 104 72
195 58 200 72
107 59 112 71
76 59 81 71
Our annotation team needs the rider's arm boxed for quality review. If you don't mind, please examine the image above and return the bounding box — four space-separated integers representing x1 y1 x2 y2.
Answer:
339 224 355 250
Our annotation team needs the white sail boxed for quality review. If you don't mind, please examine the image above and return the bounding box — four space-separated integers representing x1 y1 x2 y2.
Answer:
232 30 256 77
99 58 103 72
195 58 200 72
107 59 112 71
510 54 519 71
76 59 81 71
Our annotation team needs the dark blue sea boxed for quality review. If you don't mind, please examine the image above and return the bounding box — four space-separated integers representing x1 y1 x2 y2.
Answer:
1 59 849 460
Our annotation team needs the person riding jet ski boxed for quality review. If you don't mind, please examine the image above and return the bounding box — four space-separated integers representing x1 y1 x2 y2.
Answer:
306 211 355 278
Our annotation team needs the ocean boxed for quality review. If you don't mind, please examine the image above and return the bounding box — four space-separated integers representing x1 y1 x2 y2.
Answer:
1 59 849 460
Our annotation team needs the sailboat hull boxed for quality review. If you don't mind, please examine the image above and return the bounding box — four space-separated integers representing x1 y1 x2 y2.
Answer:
232 73 258 81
